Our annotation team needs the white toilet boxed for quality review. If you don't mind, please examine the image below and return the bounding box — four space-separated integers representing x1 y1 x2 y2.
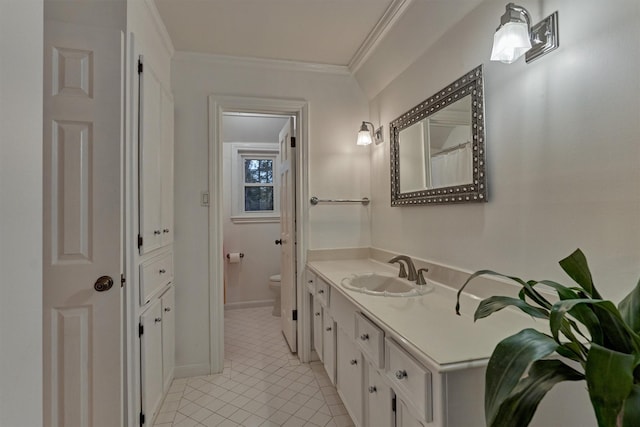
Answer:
268 274 281 317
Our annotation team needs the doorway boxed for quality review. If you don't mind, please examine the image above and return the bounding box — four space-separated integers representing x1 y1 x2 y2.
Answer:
208 96 311 375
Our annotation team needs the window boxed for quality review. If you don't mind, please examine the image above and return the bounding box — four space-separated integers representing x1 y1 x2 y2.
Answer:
243 158 274 211
230 144 280 223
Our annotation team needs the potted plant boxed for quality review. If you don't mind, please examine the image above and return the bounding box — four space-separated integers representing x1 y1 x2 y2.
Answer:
455 249 640 427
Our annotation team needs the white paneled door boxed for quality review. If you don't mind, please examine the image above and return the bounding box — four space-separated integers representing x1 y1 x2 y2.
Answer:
43 20 123 427
279 118 297 352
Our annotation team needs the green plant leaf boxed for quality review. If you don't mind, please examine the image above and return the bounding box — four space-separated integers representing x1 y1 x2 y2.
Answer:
619 278 640 335
490 360 584 427
559 249 603 299
456 270 552 316
550 299 634 353
621 384 640 427
586 343 637 427
474 296 549 321
485 329 558 426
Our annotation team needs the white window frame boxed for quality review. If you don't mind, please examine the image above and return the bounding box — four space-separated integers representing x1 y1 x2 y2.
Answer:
230 143 280 223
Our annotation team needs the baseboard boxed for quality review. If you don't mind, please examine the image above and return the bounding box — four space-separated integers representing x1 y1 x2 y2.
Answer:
173 363 211 378
224 299 274 310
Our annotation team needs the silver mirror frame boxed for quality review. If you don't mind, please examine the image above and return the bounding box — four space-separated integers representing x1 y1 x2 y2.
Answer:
390 65 487 206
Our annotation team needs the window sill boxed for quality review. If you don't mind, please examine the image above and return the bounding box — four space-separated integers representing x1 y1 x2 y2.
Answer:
230 215 280 224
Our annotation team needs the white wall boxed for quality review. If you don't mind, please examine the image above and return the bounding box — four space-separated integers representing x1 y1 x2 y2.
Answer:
222 115 287 306
0 1 43 426
364 0 640 304
172 54 371 374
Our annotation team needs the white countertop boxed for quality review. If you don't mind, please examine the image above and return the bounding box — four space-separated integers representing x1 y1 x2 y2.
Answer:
307 258 547 371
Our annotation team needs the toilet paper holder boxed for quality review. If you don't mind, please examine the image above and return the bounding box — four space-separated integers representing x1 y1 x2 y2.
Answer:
226 253 245 259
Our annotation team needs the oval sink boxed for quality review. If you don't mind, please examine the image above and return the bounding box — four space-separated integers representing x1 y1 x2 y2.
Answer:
341 273 432 297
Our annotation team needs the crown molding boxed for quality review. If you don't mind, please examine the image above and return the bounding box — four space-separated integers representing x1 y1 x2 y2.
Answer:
173 51 351 75
348 0 414 73
143 0 175 56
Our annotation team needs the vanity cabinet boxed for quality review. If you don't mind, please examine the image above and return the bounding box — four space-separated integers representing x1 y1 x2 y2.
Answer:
140 283 175 425
336 327 364 426
139 59 174 255
313 296 323 362
322 313 336 385
365 363 394 426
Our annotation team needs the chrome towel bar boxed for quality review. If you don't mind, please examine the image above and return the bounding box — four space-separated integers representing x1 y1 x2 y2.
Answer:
310 196 370 206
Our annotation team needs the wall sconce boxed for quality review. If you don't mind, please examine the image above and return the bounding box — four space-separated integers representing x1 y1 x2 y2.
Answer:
490 3 559 64
356 121 383 146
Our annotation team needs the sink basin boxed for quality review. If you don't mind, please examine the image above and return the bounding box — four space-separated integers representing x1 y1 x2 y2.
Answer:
341 273 432 297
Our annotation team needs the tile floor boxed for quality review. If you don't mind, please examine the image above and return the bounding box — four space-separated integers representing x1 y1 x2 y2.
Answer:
153 306 355 427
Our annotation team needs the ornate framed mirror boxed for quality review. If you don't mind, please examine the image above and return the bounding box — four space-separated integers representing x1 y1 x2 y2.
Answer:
390 65 487 206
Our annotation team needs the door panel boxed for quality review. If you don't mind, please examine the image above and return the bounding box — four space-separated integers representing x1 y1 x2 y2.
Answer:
279 118 297 352
43 20 123 427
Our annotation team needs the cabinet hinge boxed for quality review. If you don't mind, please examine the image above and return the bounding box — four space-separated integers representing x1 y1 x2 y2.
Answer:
392 396 396 413
138 60 143 74
140 411 145 425
290 137 296 148
138 234 143 249
138 323 144 337
292 310 297 321
121 274 126 288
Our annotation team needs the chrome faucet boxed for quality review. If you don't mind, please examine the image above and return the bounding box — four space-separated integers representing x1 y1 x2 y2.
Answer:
388 255 418 282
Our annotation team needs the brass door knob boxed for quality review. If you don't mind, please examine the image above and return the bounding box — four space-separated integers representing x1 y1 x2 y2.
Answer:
94 276 114 292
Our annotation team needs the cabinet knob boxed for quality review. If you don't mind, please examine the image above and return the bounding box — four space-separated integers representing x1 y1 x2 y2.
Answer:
163 228 170 233
325 327 332 332
318 289 324 294
155 317 162 323
275 239 283 245
395 370 407 380
159 269 166 274
154 230 161 235
164 307 171 312
360 333 369 341
315 312 321 316
368 386 377 394
350 359 358 366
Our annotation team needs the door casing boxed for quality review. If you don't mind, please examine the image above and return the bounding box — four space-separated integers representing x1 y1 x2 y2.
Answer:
207 95 311 372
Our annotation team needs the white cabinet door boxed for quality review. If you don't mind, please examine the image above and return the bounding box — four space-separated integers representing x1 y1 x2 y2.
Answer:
397 398 426 427
323 314 336 385
337 328 363 426
139 59 163 254
139 57 174 254
366 364 394 427
313 297 323 362
141 299 164 424
161 285 175 392
160 87 174 246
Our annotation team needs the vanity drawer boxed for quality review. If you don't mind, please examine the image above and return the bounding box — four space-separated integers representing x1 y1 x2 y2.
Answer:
305 269 316 293
315 278 330 307
355 312 384 369
140 252 173 305
385 338 433 423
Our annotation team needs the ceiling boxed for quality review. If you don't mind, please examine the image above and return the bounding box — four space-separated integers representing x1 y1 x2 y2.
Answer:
153 0 400 67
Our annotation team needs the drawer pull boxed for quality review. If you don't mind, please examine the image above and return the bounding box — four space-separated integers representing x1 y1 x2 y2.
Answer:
159 269 166 274
395 370 408 380
163 228 170 233
155 317 162 323
315 312 321 316
164 307 171 312
368 386 377 394
154 230 161 235
360 333 369 341
318 289 324 294
350 359 358 366
325 327 332 332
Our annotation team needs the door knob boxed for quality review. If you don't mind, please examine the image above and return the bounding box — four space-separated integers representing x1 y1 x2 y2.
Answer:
94 276 114 292
275 239 283 245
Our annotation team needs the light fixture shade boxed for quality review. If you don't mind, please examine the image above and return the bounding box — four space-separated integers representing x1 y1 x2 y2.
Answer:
356 122 373 146
490 21 532 63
